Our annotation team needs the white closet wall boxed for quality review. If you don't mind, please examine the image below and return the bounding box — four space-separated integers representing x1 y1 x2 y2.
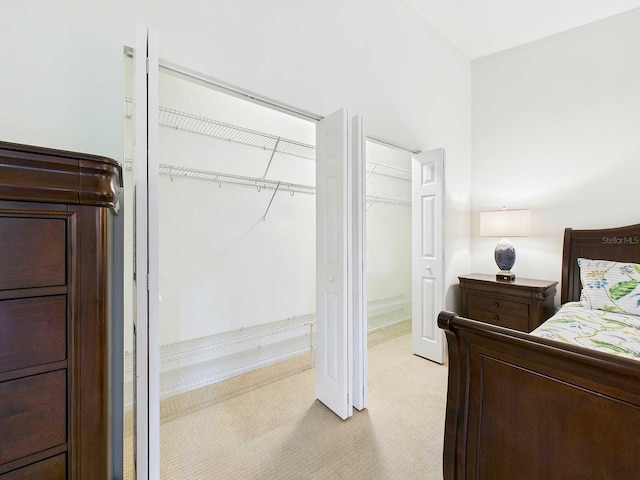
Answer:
365 142 412 327
156 73 316 345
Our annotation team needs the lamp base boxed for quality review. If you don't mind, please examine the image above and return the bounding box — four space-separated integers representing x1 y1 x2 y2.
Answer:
496 271 516 281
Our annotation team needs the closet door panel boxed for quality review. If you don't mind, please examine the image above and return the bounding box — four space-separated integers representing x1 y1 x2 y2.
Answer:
411 148 445 363
133 23 150 480
315 108 353 420
351 114 366 411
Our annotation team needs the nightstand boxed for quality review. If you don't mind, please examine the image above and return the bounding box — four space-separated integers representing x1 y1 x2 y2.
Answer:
458 274 558 332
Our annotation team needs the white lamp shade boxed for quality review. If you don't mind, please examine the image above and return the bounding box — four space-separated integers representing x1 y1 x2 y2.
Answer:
480 209 530 237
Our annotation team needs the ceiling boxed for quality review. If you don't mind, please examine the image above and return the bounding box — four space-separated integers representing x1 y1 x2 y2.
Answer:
403 0 640 59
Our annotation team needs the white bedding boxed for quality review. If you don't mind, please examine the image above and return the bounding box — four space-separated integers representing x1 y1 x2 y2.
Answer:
532 301 640 361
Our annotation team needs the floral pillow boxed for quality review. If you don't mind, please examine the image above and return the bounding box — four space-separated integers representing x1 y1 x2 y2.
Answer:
579 258 640 316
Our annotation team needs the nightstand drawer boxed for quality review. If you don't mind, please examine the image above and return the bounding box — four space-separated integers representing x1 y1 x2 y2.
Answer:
467 294 529 318
467 307 529 331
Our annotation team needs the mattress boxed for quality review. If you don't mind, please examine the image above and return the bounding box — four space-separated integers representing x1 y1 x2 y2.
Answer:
532 301 640 361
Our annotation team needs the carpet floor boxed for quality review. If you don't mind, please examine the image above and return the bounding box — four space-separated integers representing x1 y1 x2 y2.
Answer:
125 329 447 479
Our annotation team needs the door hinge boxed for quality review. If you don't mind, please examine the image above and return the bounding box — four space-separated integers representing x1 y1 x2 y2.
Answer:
146 57 149 74
146 274 150 291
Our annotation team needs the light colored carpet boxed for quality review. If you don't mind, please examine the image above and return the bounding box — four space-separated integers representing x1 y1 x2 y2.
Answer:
125 329 447 479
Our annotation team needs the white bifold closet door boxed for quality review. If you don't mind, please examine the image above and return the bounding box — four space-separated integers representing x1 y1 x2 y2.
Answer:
350 115 367 411
411 149 445 364
316 109 366 420
134 23 160 480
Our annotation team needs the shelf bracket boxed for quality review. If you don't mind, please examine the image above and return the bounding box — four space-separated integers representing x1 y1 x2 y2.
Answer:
366 163 378 180
263 181 281 221
262 137 281 178
366 195 379 212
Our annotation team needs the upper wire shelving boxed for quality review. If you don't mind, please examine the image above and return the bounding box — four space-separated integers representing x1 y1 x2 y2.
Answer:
125 98 411 182
159 106 316 161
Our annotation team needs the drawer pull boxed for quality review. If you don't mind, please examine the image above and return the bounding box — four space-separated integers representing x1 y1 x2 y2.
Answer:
492 315 500 322
492 301 499 308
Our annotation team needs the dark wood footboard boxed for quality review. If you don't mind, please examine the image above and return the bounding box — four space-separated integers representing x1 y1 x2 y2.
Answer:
438 311 640 480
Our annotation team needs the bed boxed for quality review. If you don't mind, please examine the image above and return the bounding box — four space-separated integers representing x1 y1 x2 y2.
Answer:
438 223 640 479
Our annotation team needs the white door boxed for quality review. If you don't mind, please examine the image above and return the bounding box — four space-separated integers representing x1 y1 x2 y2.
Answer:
351 115 367 411
133 24 149 480
146 26 161 480
133 23 160 480
316 109 353 420
411 149 445 363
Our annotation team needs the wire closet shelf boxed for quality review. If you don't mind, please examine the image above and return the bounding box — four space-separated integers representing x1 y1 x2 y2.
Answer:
125 98 412 182
159 105 412 181
124 161 411 208
160 106 316 160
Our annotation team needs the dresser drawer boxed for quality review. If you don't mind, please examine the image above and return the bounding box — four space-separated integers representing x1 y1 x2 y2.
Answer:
468 307 529 331
467 294 529 318
0 217 66 291
0 454 66 480
0 296 66 374
0 371 67 465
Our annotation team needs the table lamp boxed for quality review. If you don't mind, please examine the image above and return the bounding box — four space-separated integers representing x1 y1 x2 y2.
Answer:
480 208 530 280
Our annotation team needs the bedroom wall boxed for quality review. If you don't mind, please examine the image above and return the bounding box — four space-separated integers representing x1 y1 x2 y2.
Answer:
0 0 471 312
471 8 640 296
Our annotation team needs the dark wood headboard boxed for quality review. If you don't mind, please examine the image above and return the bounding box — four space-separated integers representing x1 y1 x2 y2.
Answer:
561 223 640 303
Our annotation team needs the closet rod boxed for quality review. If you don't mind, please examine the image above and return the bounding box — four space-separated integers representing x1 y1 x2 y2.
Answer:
125 161 314 195
365 195 410 210
158 60 421 155
124 160 410 207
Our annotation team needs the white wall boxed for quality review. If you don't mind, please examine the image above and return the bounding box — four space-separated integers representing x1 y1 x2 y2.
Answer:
1 0 471 314
157 73 317 344
471 8 640 295
365 143 413 306
0 2 124 160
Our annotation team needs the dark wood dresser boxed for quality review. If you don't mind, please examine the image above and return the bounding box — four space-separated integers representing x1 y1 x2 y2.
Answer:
459 273 557 332
0 141 121 479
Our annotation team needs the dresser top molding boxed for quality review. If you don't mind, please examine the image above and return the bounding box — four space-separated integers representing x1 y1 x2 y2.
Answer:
0 141 122 213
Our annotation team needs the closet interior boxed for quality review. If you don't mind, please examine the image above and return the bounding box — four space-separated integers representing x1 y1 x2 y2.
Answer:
123 60 412 476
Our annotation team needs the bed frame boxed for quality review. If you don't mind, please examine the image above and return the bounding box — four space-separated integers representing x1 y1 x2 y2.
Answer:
438 223 640 479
